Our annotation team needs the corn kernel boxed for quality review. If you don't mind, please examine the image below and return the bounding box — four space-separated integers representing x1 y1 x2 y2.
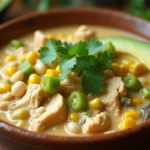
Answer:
123 111 140 120
12 108 29 120
67 34 75 41
129 63 146 76
133 97 143 105
48 34 55 39
111 63 121 75
120 117 136 130
5 66 18 77
5 55 15 62
55 66 61 74
19 55 26 62
88 98 103 110
121 58 134 66
28 74 40 85
120 64 129 74
57 33 65 39
69 112 79 122
46 69 58 77
0 82 11 94
26 50 38 64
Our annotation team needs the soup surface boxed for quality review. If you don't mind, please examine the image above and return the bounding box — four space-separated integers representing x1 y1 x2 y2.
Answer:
0 25 150 136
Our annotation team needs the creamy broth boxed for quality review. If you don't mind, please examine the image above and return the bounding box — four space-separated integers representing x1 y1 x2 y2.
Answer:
0 25 149 136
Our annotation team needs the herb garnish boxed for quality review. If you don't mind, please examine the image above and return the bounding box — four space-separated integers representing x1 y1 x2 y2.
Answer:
39 38 114 95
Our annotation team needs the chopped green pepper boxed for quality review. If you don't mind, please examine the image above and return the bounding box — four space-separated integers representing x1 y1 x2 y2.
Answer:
19 60 35 76
68 91 88 112
10 40 24 49
123 75 142 91
141 88 150 99
40 76 60 94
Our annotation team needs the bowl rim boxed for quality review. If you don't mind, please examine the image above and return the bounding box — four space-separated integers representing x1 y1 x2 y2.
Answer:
0 7 150 144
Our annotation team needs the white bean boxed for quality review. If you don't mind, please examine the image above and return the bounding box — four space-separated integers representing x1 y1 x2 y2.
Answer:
66 121 81 134
11 71 24 83
35 107 45 114
35 60 47 76
11 81 26 98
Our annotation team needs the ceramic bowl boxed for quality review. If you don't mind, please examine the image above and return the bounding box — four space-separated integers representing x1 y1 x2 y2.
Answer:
0 8 150 150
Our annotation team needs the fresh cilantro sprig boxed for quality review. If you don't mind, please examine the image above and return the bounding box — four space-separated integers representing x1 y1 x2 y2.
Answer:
39 38 115 95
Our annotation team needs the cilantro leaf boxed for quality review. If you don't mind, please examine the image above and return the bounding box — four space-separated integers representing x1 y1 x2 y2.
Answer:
59 57 77 80
87 38 102 55
97 50 114 69
53 40 74 59
77 56 97 71
63 42 74 49
39 38 114 95
82 70 105 95
69 41 88 57
39 39 57 64
52 39 63 47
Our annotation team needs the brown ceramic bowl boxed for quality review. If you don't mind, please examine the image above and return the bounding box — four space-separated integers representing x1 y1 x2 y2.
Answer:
0 8 150 150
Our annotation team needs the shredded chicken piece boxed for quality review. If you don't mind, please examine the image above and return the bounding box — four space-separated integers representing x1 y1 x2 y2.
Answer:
15 47 27 57
59 73 81 96
34 30 47 50
30 93 67 132
82 112 111 133
100 77 127 115
11 84 43 110
74 25 96 41
0 92 14 111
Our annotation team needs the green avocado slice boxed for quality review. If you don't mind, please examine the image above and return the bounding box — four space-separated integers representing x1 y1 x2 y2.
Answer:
100 37 150 70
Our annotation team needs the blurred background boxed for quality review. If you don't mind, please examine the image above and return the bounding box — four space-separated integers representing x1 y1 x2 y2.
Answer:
0 0 150 23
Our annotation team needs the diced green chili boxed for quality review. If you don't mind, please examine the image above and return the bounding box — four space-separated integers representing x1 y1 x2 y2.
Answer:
141 88 150 99
123 75 142 91
19 60 35 76
68 91 88 112
10 40 24 49
40 76 60 94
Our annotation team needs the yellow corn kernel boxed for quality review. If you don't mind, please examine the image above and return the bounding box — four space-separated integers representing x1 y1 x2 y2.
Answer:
129 63 146 76
19 55 26 62
120 117 136 130
5 66 18 77
28 74 40 85
46 69 58 77
0 82 11 94
69 112 79 122
48 34 55 39
88 98 103 110
111 63 121 75
55 66 61 74
12 108 29 120
5 55 15 62
133 97 143 105
57 33 65 39
123 111 140 120
121 58 134 66
26 50 38 64
67 34 75 41
120 64 129 74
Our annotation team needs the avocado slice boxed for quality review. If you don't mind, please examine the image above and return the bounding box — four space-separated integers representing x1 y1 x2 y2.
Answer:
100 37 150 70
